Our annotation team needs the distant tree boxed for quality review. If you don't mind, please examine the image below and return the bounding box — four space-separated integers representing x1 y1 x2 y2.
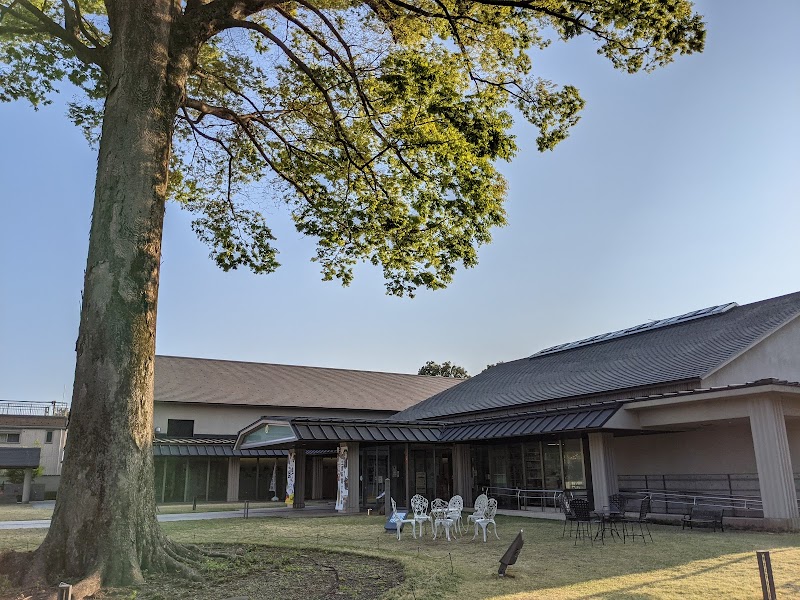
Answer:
483 361 504 371
2 466 44 484
418 361 470 378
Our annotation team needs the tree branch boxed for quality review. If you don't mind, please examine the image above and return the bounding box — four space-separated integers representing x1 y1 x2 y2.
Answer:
10 0 107 69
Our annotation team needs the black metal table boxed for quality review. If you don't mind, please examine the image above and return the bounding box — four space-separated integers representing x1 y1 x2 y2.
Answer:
592 509 624 542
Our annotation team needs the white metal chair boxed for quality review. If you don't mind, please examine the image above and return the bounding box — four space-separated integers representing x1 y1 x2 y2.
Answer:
390 498 417 540
431 497 452 541
410 494 432 536
447 495 465 534
472 497 500 542
468 493 488 528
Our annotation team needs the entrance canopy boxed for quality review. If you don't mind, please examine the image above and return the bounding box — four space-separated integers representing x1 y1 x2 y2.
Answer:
234 402 623 449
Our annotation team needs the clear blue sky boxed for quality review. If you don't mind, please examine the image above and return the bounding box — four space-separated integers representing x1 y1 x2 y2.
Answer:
1 0 799 402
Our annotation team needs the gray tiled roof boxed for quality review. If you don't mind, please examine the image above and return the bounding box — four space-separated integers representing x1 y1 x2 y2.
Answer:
154 355 463 412
289 417 446 443
152 437 335 457
395 291 800 421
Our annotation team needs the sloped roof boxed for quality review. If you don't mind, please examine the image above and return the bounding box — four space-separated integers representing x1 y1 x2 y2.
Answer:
395 291 800 421
154 355 463 412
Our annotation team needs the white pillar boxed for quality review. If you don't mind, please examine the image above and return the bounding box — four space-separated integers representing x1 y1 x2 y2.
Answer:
749 397 799 528
21 468 33 503
336 442 360 513
226 457 240 501
588 432 618 511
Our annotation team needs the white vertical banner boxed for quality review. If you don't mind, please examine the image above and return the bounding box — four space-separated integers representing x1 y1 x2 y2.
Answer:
269 459 278 501
335 445 349 511
285 450 296 506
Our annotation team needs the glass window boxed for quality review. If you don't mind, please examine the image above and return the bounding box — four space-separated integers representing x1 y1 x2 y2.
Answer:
241 423 294 446
562 438 586 490
0 432 20 443
542 441 563 489
162 458 187 502
186 459 208 501
208 458 228 501
166 419 194 437
471 445 490 500
45 431 54 444
523 442 543 489
489 445 510 488
238 458 259 500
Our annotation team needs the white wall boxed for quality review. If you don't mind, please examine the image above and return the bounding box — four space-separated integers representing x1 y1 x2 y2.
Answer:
614 422 758 475
0 427 65 476
154 402 396 436
703 316 800 388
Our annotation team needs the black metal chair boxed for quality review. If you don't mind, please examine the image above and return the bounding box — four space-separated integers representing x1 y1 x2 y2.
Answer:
569 498 598 546
559 493 577 538
599 494 626 541
608 493 627 514
623 497 653 543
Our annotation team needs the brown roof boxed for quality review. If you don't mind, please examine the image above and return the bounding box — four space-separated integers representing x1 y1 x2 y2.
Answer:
154 355 463 412
0 415 68 428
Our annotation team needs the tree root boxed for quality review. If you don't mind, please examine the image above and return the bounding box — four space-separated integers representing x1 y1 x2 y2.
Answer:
0 539 211 599
67 571 102 600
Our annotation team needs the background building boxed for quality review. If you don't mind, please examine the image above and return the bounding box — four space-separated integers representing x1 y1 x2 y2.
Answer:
152 356 462 504
0 400 68 499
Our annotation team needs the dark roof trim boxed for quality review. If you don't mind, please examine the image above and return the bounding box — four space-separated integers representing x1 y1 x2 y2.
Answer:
440 405 619 442
152 438 336 457
623 378 800 405
0 447 40 468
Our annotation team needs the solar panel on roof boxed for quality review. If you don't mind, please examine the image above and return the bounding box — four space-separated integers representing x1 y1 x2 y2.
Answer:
530 302 737 358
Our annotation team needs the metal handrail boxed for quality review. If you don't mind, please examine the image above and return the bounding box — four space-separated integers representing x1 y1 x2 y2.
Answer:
0 400 69 417
630 489 764 512
481 485 581 511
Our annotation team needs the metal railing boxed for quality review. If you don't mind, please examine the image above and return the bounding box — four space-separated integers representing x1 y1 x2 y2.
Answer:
481 486 585 511
627 490 764 513
0 400 69 417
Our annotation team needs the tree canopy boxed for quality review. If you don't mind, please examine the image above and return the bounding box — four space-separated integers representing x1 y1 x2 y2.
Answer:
418 360 469 378
1 0 704 295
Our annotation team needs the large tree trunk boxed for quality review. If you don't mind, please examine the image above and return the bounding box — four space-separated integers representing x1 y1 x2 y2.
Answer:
29 1 195 590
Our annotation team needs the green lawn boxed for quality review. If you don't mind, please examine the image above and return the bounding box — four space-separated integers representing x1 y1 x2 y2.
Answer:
2 515 799 599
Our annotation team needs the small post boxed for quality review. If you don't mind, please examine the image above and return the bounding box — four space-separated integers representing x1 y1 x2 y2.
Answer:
192 496 197 511
57 582 72 600
243 500 250 519
756 551 777 600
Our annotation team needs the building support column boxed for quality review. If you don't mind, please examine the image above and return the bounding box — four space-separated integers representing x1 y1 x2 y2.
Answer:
588 432 618 511
311 456 324 500
749 397 799 529
293 448 306 509
226 457 240 502
21 468 33 503
336 442 360 513
452 444 474 506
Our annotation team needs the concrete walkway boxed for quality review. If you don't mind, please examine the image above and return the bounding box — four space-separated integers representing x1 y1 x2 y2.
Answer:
0 505 342 530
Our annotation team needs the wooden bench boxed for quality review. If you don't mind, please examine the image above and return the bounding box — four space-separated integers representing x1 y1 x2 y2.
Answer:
682 506 724 532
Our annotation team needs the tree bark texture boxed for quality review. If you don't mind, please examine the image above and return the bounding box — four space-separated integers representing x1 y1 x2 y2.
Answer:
30 0 196 588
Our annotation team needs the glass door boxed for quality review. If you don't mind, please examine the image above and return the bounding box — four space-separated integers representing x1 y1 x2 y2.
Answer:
542 441 564 490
